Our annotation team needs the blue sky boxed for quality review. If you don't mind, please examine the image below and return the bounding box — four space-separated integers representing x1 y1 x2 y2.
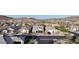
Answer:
6 15 76 19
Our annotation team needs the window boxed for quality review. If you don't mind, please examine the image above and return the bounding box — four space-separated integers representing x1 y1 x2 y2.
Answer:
36 31 43 33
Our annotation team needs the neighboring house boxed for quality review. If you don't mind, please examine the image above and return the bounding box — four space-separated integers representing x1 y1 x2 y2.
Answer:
2 30 8 34
7 28 14 34
15 22 22 27
18 27 31 34
69 25 79 32
32 25 44 33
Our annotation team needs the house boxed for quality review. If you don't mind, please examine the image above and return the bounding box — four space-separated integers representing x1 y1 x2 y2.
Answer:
44 23 67 36
45 26 64 36
32 25 44 33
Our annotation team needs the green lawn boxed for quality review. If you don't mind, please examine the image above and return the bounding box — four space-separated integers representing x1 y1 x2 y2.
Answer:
55 26 69 32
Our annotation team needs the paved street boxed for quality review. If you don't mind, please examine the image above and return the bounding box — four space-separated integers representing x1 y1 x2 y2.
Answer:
0 35 6 44
0 34 73 44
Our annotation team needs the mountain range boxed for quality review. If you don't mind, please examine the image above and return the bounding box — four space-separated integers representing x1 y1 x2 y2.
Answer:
0 15 79 24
